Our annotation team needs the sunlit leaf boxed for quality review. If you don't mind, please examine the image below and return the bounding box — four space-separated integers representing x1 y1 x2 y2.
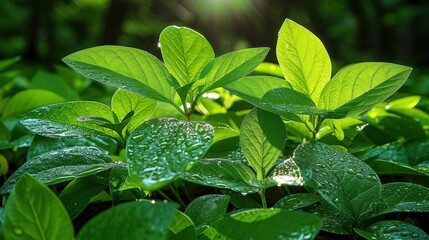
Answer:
160 26 214 87
277 19 331 103
240 108 286 179
63 45 177 103
167 211 197 240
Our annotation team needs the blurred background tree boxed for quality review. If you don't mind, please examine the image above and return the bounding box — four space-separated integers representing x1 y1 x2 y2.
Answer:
1 0 429 94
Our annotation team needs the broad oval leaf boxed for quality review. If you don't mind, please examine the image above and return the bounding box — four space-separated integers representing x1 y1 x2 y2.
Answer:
3 174 74 240
127 118 214 191
372 182 429 216
59 176 108 219
0 146 120 194
160 26 214 87
274 193 321 210
355 220 429 240
201 209 322 240
240 108 286 180
111 89 157 134
225 76 302 122
293 142 382 223
77 201 178 240
20 101 117 138
277 19 331 103
184 194 230 230
306 200 353 235
194 47 269 93
320 62 412 118
167 211 197 240
182 158 259 194
260 87 330 116
63 45 177 103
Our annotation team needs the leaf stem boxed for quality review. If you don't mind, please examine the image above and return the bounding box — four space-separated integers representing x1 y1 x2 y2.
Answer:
169 184 186 208
259 189 268 208
157 190 175 203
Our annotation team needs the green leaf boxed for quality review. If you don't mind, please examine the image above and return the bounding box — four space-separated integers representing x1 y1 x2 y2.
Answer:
240 108 286 179
225 76 303 122
355 220 429 240
127 118 213 191
20 101 117 138
326 119 345 141
184 194 230 230
3 174 74 240
27 135 117 161
320 62 412 118
77 201 178 240
194 48 269 93
182 158 259 194
167 211 197 240
160 26 214 87
274 193 321 210
270 158 303 186
221 190 262 208
201 209 321 240
59 176 107 219
372 182 429 216
260 87 330 116
29 70 79 101
306 200 353 235
294 142 382 223
253 62 283 77
111 89 157 134
0 146 120 194
2 89 65 117
277 19 331 103
368 160 429 177
63 45 177 103
386 95 421 110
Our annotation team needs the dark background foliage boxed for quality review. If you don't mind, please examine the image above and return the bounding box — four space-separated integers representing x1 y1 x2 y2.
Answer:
1 0 429 94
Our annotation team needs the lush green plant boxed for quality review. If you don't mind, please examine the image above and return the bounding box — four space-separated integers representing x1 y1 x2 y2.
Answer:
0 18 428 239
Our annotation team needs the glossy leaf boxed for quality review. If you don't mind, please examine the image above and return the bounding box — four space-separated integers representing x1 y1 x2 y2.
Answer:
160 26 214 87
3 174 74 240
59 176 107 219
260 87 329 116
167 211 197 240
355 220 429 240
182 158 259 194
194 48 269 93
274 193 321 210
2 89 65 117
372 182 429 216
369 160 429 177
386 95 421 110
307 200 353 235
20 101 117 138
201 209 321 239
0 146 120 194
111 89 157 133
277 19 331 103
293 142 382 223
127 118 213 191
63 45 177 103
184 194 230 230
77 201 178 240
27 135 117 161
320 62 412 118
240 108 286 179
270 158 303 186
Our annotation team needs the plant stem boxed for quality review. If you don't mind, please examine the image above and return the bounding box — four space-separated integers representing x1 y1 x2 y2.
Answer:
259 189 267 208
157 190 175 203
169 184 186 208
